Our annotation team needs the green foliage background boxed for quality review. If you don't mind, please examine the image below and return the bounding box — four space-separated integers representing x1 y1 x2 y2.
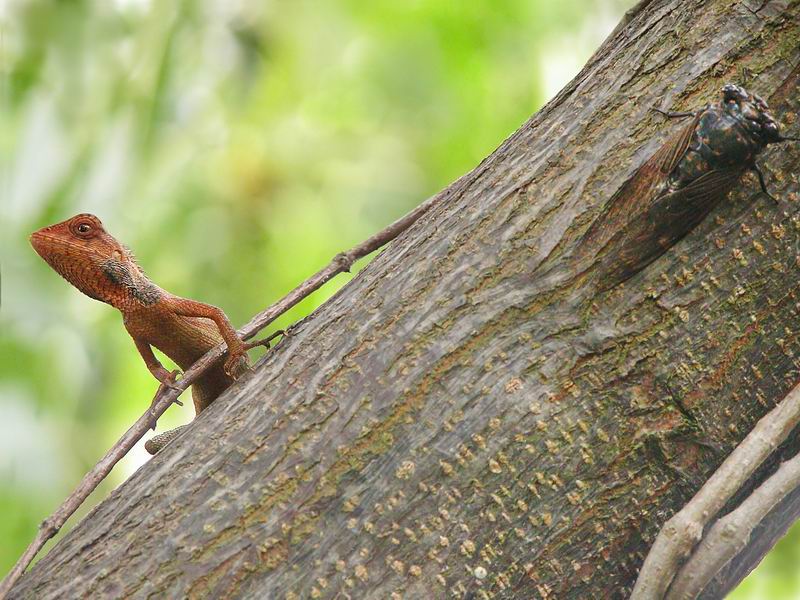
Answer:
1 0 796 595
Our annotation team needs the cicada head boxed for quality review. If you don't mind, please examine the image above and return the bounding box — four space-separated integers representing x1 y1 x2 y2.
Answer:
719 83 792 146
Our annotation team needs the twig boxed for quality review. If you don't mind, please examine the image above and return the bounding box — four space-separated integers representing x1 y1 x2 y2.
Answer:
630 382 800 599
665 449 800 599
0 193 440 598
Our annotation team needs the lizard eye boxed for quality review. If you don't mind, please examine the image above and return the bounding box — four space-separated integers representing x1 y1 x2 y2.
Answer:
72 220 95 238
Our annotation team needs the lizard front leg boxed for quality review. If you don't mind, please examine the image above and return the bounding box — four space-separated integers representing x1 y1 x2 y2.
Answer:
132 337 183 428
133 336 181 388
161 295 249 377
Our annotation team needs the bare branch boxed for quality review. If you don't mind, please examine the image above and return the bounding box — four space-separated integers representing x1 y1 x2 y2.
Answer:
0 192 440 599
666 451 800 599
630 383 800 600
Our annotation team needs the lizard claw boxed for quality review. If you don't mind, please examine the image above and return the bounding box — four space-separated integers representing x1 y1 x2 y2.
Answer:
224 350 250 379
243 329 287 352
224 330 288 378
156 369 182 393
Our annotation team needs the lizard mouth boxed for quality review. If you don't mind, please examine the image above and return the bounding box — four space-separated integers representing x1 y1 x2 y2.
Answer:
29 230 57 261
30 230 102 261
29 230 109 286
30 231 72 276
30 230 113 302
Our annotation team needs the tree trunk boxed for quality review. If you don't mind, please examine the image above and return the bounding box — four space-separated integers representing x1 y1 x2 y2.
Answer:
10 0 800 598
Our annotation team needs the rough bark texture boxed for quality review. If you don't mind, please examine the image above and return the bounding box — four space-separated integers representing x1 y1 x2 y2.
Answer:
10 0 800 598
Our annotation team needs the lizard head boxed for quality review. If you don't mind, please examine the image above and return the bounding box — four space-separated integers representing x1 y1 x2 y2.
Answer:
30 213 143 306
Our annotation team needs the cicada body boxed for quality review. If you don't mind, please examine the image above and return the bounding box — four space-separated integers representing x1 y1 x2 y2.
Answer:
580 84 798 289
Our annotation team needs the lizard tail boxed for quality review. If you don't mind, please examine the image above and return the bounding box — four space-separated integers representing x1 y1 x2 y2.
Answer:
145 424 191 455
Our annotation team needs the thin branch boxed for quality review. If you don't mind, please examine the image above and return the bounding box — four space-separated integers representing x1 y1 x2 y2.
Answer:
630 382 800 600
0 193 440 599
666 450 800 599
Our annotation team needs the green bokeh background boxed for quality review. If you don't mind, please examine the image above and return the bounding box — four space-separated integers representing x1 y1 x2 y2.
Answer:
1 1 797 596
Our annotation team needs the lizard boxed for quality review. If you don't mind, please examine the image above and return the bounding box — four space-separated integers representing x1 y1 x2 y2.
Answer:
30 213 263 454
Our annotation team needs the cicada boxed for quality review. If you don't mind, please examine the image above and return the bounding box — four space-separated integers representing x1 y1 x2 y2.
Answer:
580 84 798 289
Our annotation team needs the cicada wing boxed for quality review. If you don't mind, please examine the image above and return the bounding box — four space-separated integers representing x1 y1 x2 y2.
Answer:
647 112 701 175
578 113 701 259
647 168 740 233
597 168 741 288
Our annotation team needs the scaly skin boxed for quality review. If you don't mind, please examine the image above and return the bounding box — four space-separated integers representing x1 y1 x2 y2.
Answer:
30 213 249 453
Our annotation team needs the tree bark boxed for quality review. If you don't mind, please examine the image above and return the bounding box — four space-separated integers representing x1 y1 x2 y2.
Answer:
10 0 800 598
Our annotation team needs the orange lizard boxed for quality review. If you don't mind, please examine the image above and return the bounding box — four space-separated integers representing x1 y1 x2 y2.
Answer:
30 213 257 453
